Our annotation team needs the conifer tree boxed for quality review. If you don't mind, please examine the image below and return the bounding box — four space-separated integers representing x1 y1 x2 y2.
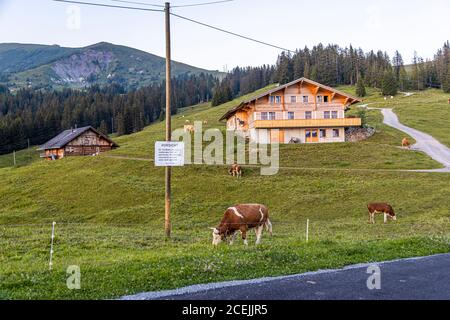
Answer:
356 77 367 97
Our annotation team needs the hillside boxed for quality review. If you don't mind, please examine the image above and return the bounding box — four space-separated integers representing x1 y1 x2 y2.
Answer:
0 42 222 90
1 87 450 299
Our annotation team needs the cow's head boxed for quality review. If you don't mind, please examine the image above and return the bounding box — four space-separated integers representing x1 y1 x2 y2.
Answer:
211 227 224 245
389 212 397 221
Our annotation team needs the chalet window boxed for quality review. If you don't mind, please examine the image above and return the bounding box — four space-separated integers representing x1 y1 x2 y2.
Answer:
302 96 309 103
324 96 329 103
261 112 268 120
287 112 294 120
275 96 281 104
333 129 340 137
316 95 323 103
320 129 327 138
305 111 312 119
268 112 276 120
332 111 338 119
269 96 275 104
290 96 296 103
324 111 331 119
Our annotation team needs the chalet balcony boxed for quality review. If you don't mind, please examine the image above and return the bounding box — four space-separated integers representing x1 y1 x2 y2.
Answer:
252 118 361 129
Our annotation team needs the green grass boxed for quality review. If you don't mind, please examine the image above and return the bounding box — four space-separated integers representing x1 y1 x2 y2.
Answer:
0 147 40 169
1 86 450 299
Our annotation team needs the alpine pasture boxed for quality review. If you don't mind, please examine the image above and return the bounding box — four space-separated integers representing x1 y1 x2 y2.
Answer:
1 86 450 299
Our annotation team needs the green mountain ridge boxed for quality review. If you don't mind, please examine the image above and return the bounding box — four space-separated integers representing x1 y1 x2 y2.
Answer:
0 42 223 90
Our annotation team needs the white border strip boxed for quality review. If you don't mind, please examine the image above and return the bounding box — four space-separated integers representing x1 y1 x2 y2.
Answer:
120 253 450 300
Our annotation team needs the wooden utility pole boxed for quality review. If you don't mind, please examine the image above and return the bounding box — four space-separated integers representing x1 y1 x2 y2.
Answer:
164 2 172 238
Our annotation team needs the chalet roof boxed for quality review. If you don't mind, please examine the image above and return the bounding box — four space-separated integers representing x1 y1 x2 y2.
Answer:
219 77 362 121
37 126 117 150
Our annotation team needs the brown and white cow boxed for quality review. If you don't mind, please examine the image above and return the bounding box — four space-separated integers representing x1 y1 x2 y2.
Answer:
402 137 411 149
211 204 272 246
228 164 242 178
184 124 195 133
367 203 397 224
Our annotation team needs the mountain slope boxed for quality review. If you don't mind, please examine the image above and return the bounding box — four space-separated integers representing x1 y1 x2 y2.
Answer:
0 42 222 90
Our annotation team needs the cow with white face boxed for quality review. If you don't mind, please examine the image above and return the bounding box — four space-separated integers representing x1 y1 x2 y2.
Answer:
211 204 272 246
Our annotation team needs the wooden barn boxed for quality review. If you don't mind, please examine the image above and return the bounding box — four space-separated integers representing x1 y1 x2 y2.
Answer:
38 126 118 160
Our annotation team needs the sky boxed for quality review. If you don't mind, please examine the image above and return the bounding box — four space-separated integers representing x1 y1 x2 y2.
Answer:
0 0 449 71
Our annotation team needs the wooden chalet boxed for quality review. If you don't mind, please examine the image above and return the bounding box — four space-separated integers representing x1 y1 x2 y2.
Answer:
38 126 118 160
220 77 362 144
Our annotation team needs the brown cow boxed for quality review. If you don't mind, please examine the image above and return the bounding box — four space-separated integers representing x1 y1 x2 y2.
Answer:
184 124 195 133
402 137 411 149
367 203 397 224
228 164 242 178
211 204 272 245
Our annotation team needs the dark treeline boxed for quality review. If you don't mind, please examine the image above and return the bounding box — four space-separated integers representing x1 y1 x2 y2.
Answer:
0 73 217 154
212 42 450 104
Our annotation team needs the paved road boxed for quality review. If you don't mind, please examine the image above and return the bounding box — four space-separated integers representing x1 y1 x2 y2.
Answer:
122 253 450 300
381 108 450 170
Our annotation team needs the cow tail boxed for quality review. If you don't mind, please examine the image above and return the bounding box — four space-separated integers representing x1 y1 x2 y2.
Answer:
265 218 273 236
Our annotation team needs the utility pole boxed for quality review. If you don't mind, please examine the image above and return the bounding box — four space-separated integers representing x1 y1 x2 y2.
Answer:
164 1 172 238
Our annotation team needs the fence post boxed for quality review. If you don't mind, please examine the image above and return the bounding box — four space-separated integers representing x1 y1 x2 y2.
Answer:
13 150 16 166
306 219 309 242
49 221 56 271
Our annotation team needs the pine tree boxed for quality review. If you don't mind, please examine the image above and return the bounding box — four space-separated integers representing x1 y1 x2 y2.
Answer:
356 77 367 97
382 70 398 96
443 65 450 93
98 120 108 134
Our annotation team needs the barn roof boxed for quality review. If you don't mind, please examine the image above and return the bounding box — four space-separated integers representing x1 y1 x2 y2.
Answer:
219 77 361 121
37 126 117 150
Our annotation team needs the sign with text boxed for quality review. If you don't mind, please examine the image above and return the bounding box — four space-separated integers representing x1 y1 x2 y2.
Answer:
155 141 185 166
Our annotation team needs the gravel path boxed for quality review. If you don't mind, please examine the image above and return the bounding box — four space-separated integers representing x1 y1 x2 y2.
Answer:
380 108 450 170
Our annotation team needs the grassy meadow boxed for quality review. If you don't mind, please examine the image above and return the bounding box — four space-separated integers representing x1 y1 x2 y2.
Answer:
0 86 450 299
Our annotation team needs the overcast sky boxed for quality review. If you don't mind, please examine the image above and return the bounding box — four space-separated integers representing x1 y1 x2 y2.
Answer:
0 0 449 71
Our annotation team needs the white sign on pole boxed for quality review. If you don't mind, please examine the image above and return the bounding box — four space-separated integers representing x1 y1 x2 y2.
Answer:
155 141 185 166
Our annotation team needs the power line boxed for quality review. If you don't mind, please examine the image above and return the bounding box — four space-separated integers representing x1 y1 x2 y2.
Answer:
170 12 295 53
110 0 164 7
172 0 234 8
53 1 293 53
53 0 164 12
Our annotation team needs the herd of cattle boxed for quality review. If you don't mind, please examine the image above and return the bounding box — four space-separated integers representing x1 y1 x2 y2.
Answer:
212 192 397 246
210 137 408 245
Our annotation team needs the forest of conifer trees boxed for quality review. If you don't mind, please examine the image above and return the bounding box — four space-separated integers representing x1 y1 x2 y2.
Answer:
1 42 449 155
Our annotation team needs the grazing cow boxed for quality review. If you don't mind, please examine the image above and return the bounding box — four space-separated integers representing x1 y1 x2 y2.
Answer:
211 204 272 246
184 124 195 133
228 164 242 178
367 203 397 224
289 137 300 144
402 137 411 149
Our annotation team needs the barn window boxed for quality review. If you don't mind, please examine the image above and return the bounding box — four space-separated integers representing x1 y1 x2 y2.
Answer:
332 111 338 119
287 112 294 120
324 111 331 119
324 96 329 103
316 95 323 103
290 96 296 103
268 112 276 120
320 129 327 138
333 129 340 137
302 96 309 103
